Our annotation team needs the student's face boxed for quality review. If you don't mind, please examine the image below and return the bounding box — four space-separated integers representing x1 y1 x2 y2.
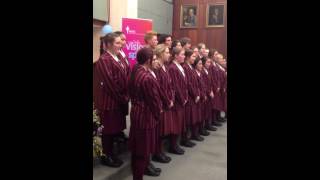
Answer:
193 48 199 56
163 47 171 63
176 50 185 64
152 55 161 70
216 56 223 64
185 43 191 49
214 51 219 58
204 59 211 69
196 61 203 71
175 42 182 49
120 34 126 48
200 45 206 55
204 50 209 57
111 37 122 54
189 53 197 64
165 37 172 48
148 35 158 48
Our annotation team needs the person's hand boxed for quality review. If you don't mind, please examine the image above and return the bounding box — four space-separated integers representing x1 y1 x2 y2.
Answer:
210 91 214 98
169 101 174 108
184 100 188 105
195 96 200 103
217 88 220 93
204 96 207 101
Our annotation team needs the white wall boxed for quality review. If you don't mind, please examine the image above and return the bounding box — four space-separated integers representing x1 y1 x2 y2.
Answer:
138 0 173 34
109 0 138 31
93 0 109 22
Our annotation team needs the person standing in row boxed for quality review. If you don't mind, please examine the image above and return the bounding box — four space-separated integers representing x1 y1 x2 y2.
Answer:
129 47 163 180
114 31 131 142
215 54 227 121
208 49 224 126
144 31 158 50
201 57 218 131
193 57 211 136
182 49 203 145
93 33 129 167
167 47 188 155
180 37 192 50
198 43 206 59
170 40 182 57
158 34 172 49
152 44 174 163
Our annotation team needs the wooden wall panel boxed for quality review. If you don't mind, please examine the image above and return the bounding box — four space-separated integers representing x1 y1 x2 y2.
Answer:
172 0 227 56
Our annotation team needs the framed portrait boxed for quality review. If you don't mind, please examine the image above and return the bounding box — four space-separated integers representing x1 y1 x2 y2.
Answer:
206 3 225 27
180 4 198 28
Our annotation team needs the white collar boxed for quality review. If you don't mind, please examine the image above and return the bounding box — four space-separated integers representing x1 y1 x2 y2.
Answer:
196 70 201 77
119 49 129 65
217 64 225 71
204 68 209 74
174 61 185 77
107 50 120 62
149 69 157 79
161 65 166 72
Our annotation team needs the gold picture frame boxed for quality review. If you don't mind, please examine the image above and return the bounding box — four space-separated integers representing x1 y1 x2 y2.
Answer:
206 3 225 28
180 4 198 28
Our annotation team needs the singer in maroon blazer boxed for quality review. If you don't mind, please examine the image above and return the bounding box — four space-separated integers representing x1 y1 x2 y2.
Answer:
183 63 201 127
155 64 175 136
200 69 212 126
168 62 188 135
93 51 129 134
129 63 163 180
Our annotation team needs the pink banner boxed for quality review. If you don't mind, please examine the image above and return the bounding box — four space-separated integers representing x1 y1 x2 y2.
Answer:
122 17 153 69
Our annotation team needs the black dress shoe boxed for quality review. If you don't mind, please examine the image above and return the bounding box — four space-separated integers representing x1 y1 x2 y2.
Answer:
199 128 210 136
112 156 124 165
176 145 185 153
191 135 204 141
144 164 160 176
149 162 161 173
206 125 217 131
161 153 172 162
181 139 196 147
169 146 185 155
115 132 129 142
100 155 122 167
212 121 223 127
152 154 171 163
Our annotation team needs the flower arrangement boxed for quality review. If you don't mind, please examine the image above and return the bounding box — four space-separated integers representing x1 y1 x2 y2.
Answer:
93 104 104 159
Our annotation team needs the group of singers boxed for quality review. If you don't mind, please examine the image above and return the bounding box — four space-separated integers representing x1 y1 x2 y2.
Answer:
93 30 227 180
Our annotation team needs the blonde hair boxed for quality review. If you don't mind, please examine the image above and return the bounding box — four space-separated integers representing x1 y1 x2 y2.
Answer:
144 31 157 43
154 44 168 58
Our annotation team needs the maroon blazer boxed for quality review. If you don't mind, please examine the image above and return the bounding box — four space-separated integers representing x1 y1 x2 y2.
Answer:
154 65 175 110
93 52 129 112
168 62 188 109
129 66 163 130
182 63 200 105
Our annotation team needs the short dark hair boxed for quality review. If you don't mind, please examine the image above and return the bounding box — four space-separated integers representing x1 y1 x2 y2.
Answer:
136 47 154 65
180 37 191 47
158 34 172 44
192 57 201 68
